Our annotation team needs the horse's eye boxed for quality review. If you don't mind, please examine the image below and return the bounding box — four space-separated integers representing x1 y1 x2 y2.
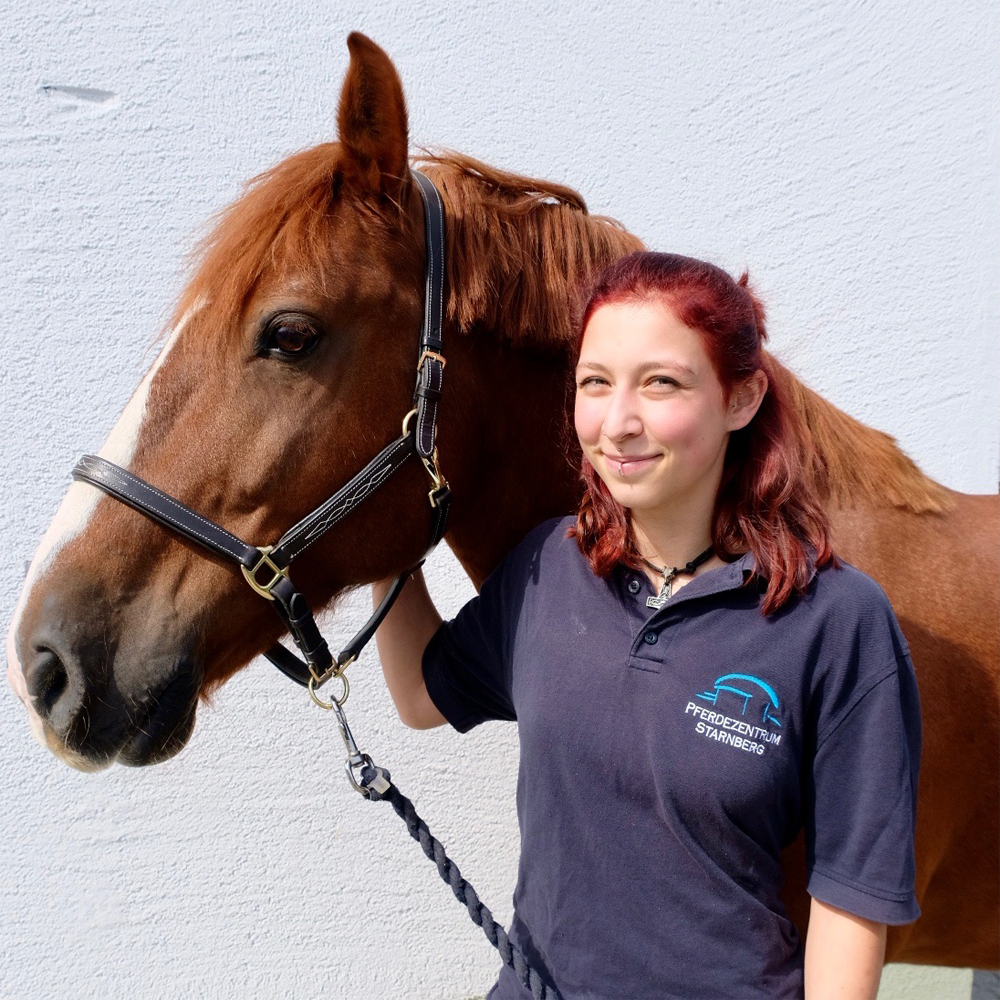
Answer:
264 318 319 359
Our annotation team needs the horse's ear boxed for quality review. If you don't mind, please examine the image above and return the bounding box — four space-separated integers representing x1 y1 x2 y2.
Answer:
337 32 410 197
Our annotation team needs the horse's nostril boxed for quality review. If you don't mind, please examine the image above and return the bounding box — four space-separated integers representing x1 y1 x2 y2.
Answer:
26 648 70 720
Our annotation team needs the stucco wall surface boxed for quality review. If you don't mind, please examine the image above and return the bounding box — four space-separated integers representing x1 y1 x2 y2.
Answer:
1 2 997 999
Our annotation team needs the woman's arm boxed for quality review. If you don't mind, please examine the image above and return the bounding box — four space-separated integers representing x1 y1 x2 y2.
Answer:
372 569 447 729
804 897 887 1000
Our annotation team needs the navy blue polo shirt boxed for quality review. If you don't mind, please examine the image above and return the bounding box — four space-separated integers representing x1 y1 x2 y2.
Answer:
422 516 921 1000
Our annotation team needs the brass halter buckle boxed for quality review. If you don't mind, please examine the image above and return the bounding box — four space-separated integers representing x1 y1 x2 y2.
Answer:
417 349 447 374
240 546 289 600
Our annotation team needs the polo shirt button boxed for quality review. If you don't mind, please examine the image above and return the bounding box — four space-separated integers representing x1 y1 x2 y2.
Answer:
643 631 658 645
628 578 641 595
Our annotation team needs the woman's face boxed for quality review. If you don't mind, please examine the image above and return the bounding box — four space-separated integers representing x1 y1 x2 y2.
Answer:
574 298 754 521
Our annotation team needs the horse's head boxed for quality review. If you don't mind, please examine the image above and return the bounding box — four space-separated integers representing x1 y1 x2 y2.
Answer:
6 33 466 769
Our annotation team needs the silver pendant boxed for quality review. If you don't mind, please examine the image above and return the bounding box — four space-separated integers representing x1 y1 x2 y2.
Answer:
645 572 675 609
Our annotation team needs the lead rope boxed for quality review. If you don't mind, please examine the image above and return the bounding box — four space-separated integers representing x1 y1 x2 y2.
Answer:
323 686 561 1000
361 766 558 1000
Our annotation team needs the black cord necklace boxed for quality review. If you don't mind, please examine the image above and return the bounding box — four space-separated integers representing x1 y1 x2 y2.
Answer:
640 544 715 609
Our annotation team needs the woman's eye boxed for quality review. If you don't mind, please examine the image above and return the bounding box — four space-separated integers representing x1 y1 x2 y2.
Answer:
577 376 607 388
263 319 320 359
650 376 678 387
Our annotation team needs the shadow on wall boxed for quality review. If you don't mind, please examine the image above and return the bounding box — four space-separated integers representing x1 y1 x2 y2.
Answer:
39 83 120 117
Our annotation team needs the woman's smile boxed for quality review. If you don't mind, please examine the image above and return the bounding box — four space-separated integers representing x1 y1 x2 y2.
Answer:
602 452 660 477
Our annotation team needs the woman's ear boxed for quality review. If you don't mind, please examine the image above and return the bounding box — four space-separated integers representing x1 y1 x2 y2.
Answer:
727 370 768 431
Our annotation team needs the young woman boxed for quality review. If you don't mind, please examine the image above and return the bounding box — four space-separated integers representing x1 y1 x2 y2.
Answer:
373 251 921 1000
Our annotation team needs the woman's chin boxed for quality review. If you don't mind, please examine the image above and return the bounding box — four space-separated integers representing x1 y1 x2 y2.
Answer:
603 482 662 512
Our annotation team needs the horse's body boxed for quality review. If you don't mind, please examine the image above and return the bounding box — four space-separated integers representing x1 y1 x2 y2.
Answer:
6 33 998 970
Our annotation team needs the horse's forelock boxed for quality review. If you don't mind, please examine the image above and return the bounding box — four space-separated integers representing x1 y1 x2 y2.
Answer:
168 142 365 344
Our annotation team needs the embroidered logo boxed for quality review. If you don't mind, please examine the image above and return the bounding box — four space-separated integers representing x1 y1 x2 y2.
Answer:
684 673 783 756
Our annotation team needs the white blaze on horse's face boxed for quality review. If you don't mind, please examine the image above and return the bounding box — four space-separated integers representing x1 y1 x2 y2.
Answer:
5 305 199 766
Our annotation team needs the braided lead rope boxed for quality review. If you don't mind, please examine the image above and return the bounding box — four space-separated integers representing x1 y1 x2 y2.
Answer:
360 764 562 1000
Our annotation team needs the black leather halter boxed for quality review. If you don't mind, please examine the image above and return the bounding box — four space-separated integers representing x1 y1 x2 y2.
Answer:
72 170 451 702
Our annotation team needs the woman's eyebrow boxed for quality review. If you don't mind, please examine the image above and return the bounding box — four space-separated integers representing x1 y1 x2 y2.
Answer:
575 359 696 379
637 360 696 378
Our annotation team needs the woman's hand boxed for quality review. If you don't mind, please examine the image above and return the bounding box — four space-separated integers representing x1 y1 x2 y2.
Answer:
804 896 887 999
372 569 447 729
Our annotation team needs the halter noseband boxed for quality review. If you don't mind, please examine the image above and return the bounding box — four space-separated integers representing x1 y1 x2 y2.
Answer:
71 170 451 706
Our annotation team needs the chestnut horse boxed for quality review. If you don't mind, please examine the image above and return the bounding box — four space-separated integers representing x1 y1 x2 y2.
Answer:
6 32 998 972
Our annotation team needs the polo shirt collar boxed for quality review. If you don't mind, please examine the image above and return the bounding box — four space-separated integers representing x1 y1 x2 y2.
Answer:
740 547 821 588
661 550 756 608
615 546 818 616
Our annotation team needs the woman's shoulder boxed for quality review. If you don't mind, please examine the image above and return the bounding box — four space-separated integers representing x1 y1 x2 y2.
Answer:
482 515 579 590
810 557 896 622
809 554 896 616
503 514 578 562
750 546 893 622
801 556 919 748
524 513 577 545
805 554 912 665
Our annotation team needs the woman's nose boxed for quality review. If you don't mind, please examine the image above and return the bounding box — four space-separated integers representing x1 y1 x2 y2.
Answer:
601 388 642 441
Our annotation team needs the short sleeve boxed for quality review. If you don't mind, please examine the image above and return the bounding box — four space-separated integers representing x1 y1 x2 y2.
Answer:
805 649 922 925
421 555 520 734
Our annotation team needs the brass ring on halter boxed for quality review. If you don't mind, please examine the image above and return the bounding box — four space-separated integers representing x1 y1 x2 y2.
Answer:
401 406 419 438
309 672 349 710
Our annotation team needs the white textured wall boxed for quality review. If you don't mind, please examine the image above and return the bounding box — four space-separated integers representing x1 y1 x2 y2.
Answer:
1 2 996 999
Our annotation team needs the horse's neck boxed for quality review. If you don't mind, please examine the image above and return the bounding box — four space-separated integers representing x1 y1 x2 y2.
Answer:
431 171 640 586
441 336 581 589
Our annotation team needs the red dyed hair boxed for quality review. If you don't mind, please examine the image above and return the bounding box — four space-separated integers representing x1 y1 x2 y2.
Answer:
568 251 837 615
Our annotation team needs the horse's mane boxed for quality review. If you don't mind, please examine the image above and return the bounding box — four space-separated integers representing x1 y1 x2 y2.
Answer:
415 151 643 348
172 143 951 514
769 358 952 512
171 144 642 352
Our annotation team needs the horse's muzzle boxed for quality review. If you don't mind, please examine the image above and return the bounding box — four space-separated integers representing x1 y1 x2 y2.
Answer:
13 583 202 768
